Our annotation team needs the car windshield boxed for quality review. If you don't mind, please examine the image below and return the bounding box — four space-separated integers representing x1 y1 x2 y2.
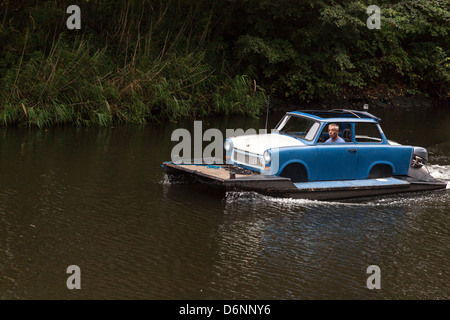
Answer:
275 115 320 141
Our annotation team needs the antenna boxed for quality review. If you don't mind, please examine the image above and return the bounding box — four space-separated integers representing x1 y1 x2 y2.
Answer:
265 95 270 131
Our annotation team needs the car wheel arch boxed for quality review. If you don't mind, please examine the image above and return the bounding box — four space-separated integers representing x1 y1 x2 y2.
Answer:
368 162 394 178
279 161 309 183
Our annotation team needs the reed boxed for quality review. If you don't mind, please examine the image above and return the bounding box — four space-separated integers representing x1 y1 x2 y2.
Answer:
0 0 267 127
0 39 266 127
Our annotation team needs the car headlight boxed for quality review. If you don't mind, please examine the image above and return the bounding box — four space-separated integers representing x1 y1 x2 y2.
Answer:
224 140 232 151
263 150 271 163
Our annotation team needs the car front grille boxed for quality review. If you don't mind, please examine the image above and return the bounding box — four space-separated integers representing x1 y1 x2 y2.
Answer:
233 148 264 168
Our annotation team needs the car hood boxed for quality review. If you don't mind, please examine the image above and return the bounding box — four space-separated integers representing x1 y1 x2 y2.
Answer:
230 133 305 155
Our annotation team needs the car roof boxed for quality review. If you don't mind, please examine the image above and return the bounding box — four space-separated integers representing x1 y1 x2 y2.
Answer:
288 109 381 123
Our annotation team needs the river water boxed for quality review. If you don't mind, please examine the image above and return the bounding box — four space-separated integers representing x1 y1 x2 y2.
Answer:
0 106 448 300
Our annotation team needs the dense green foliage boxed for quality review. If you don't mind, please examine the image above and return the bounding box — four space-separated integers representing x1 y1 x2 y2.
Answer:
230 0 449 102
0 0 448 126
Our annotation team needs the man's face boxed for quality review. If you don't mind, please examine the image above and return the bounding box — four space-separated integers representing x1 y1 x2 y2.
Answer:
328 126 338 139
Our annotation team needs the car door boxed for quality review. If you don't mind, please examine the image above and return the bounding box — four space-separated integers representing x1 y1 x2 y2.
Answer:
353 122 390 179
316 144 358 181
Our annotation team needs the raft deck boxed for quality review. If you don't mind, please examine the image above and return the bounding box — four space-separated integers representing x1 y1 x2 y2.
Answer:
162 162 447 200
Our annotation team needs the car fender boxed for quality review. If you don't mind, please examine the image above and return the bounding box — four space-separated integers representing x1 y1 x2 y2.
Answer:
279 159 311 176
276 146 317 177
366 160 395 177
275 147 314 176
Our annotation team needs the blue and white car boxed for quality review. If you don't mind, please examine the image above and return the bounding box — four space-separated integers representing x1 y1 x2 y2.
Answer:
224 109 427 182
164 109 445 200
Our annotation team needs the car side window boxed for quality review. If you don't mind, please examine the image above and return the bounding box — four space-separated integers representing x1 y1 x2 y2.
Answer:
304 122 320 141
317 125 330 143
340 123 353 142
317 123 352 143
355 123 382 143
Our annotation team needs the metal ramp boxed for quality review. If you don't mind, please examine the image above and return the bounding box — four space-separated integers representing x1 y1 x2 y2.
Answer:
294 177 410 190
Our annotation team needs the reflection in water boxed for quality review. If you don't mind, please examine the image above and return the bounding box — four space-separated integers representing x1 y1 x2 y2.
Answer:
0 106 449 299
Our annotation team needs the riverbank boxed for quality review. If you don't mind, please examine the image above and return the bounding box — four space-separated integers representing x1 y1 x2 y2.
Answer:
0 89 445 128
269 85 447 114
329 86 445 110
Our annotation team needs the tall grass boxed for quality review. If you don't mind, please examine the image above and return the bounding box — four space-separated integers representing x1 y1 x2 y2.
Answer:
0 1 267 127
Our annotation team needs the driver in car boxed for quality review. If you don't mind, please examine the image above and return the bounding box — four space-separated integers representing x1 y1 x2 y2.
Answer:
326 124 345 143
